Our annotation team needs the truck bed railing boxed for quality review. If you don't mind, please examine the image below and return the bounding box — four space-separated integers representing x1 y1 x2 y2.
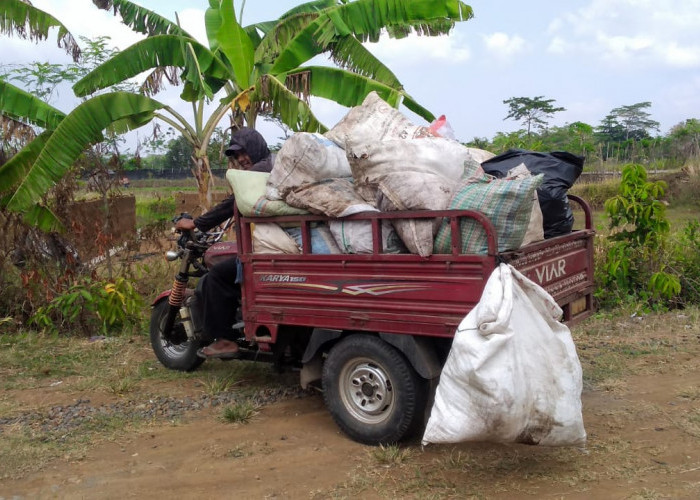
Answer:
236 208 500 257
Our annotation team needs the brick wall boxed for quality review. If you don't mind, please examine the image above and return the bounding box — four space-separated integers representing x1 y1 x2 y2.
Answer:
64 196 136 260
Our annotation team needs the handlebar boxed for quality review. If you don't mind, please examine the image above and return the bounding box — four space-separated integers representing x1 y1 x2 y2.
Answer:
172 212 234 251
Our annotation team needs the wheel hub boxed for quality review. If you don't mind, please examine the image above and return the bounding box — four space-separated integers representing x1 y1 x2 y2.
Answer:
341 361 394 423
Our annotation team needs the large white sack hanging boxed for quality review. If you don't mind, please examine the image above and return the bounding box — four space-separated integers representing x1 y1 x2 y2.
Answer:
422 264 586 447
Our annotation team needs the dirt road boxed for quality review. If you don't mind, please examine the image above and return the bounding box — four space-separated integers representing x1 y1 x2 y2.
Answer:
1 312 699 499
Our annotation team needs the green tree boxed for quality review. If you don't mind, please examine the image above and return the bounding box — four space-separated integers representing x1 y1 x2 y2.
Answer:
503 96 565 138
596 112 626 143
0 0 164 229
72 0 473 209
667 118 700 163
164 134 194 172
2 0 473 224
605 102 660 141
537 121 595 158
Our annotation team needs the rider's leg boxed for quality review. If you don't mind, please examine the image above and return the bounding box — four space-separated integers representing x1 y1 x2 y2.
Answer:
196 257 240 345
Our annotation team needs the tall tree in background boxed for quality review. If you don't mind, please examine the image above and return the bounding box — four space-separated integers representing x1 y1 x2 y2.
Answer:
503 96 565 138
668 118 700 163
607 102 660 141
74 0 474 209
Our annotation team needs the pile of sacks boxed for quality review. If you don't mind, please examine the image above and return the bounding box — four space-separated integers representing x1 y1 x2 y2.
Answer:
227 92 582 256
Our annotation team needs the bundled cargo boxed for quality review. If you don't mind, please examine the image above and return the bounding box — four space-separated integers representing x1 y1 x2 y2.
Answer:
266 132 351 201
240 92 571 257
481 149 584 238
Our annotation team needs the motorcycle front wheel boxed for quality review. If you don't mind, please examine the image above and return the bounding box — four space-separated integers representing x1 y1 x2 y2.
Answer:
150 299 205 372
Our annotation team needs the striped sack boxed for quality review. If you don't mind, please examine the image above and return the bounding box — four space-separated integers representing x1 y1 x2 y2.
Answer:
433 173 544 254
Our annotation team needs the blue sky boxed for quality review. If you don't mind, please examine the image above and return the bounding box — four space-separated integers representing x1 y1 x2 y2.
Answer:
4 0 700 149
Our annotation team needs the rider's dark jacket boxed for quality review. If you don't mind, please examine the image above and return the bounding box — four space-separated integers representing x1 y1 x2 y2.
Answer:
193 128 273 232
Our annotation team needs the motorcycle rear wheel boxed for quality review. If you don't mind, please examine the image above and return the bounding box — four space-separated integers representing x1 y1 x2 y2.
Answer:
150 299 205 372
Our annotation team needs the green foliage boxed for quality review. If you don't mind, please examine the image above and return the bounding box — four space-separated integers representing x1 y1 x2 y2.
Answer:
669 220 700 305
605 165 669 247
221 401 259 424
502 96 565 137
668 118 700 163
135 195 176 226
597 164 680 310
598 102 660 142
30 276 144 335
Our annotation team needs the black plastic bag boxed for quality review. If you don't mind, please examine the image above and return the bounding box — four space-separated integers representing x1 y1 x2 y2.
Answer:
481 149 584 238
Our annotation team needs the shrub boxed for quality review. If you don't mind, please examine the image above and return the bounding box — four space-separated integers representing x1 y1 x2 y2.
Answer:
30 275 145 336
596 164 681 310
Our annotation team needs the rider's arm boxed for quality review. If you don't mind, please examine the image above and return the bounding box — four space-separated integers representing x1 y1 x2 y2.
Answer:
192 194 235 232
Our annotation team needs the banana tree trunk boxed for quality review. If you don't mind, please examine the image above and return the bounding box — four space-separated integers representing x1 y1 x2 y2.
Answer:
190 153 214 212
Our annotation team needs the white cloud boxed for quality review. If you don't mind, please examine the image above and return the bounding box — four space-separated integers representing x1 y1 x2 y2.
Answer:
482 32 526 59
548 0 700 69
547 36 569 54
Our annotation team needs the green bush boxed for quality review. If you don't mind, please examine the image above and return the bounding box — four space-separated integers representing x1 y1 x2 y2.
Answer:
30 276 145 336
669 221 700 305
595 164 681 311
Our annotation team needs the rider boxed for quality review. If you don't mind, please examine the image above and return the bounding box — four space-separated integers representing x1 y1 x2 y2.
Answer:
175 127 273 358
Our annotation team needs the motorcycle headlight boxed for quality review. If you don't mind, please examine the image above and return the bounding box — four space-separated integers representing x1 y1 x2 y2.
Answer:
165 250 180 261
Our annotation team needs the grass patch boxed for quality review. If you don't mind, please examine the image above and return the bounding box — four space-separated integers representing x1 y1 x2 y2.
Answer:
200 374 239 395
221 400 259 424
135 194 176 227
370 444 415 466
0 426 86 480
677 386 700 401
0 409 149 480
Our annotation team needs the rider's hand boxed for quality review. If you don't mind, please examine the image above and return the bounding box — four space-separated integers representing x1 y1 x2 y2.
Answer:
175 218 196 232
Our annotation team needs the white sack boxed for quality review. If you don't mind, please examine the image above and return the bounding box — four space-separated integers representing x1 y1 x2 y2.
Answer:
324 91 434 147
347 137 482 203
285 177 371 218
267 133 351 200
329 205 405 254
422 264 586 447
377 171 455 257
252 223 302 254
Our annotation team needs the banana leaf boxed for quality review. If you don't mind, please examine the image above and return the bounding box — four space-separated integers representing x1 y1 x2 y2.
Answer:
0 80 65 130
253 75 326 133
254 1 348 63
271 0 473 74
0 131 52 194
1 0 80 60
73 35 229 97
22 204 63 232
6 92 164 212
255 13 321 65
327 36 402 89
92 0 191 38
284 66 435 122
212 1 254 89
279 0 339 18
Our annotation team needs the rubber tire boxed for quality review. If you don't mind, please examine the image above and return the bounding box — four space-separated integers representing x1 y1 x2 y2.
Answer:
149 299 205 372
322 334 427 445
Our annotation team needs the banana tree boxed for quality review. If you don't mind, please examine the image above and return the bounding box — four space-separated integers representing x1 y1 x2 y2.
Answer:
75 0 473 208
0 1 165 230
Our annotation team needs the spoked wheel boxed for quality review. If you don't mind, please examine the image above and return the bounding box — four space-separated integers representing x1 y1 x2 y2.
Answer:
149 300 205 372
322 334 427 445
